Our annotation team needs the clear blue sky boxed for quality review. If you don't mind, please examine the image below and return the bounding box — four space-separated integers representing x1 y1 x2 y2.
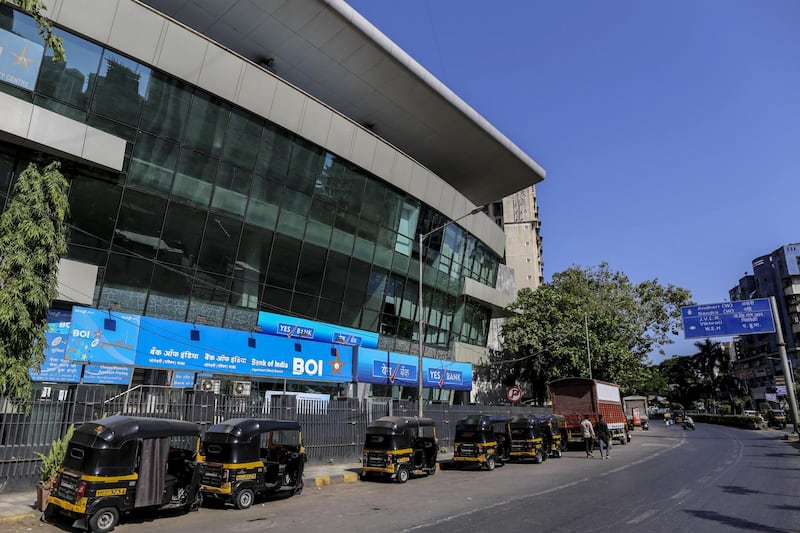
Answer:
346 1 800 363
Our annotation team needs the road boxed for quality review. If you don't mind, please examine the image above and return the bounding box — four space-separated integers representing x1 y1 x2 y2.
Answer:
16 423 800 533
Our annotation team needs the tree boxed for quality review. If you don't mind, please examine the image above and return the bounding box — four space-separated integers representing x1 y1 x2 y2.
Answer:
499 263 692 403
0 162 69 398
2 0 65 61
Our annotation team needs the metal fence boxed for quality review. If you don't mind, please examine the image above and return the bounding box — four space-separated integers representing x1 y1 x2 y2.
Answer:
0 385 548 494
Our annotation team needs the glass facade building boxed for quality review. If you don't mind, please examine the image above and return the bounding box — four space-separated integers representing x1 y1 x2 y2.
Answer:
0 3 507 389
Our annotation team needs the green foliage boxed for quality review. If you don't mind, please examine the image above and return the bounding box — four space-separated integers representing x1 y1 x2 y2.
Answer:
1 0 65 61
498 263 691 403
35 424 75 487
0 162 69 399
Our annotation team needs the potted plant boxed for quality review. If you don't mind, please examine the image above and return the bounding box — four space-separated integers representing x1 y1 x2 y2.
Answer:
35 425 74 512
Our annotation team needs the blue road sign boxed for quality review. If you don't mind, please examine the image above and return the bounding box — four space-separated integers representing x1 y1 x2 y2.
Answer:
681 298 775 339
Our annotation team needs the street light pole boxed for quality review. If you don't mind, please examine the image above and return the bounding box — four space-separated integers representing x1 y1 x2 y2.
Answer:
417 206 484 417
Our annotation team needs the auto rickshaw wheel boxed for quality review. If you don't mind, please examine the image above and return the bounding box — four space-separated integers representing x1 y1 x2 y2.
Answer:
89 507 119 533
554 449 562 458
291 481 304 495
235 488 255 510
396 467 410 483
534 452 543 464
485 456 496 471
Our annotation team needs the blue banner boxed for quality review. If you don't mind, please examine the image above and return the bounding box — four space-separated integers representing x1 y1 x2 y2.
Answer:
172 371 196 388
67 307 140 365
136 315 353 383
422 358 472 390
257 311 379 348
0 29 44 91
30 331 81 383
83 365 132 385
355 348 472 391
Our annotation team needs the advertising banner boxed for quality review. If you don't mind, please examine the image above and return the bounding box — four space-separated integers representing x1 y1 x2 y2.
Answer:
172 371 196 388
355 347 472 391
355 347 418 386
257 311 379 348
67 307 140 366
0 29 44 91
83 365 132 385
31 310 81 383
136 315 353 383
30 331 81 383
422 358 472 391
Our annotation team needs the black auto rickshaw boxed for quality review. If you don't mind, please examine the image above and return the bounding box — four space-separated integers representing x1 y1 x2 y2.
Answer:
509 415 546 463
452 415 511 470
766 409 787 429
46 416 203 533
200 418 305 509
546 414 568 457
361 416 438 483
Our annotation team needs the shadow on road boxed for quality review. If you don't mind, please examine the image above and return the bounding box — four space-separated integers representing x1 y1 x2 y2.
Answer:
685 509 790 533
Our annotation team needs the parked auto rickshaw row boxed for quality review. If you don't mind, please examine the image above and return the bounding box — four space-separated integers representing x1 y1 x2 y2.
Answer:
45 412 568 532
360 413 568 483
45 416 305 533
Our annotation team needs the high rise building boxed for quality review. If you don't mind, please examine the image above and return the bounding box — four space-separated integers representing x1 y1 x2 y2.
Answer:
730 243 800 404
0 1 545 402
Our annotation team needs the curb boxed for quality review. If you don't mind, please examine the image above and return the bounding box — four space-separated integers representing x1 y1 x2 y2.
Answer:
313 472 359 487
0 512 37 523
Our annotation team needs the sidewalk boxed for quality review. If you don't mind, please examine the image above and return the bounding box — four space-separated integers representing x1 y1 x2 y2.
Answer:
0 453 454 524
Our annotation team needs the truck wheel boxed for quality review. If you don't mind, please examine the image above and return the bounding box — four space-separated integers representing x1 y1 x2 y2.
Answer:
89 507 119 533
235 488 254 510
485 456 496 471
396 467 410 483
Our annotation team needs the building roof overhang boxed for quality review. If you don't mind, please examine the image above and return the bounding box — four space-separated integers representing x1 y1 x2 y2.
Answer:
141 0 545 206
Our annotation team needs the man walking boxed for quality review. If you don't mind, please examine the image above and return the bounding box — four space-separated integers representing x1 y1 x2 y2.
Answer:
596 414 612 459
581 415 595 458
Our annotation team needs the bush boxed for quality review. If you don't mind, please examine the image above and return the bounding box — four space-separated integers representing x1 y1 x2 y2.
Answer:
691 414 762 430
35 425 75 488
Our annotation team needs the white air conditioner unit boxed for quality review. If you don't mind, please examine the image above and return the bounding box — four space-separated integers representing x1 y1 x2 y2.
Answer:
232 381 251 397
197 378 220 394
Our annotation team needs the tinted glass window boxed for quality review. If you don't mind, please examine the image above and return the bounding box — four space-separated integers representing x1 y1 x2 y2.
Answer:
113 190 166 260
141 71 190 141
91 49 150 126
184 91 228 156
68 175 121 249
36 29 102 115
128 132 178 194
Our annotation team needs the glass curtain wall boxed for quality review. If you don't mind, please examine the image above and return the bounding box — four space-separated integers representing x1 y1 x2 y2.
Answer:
0 6 499 355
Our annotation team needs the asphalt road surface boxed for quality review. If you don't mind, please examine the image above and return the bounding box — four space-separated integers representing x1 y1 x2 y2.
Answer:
15 422 800 533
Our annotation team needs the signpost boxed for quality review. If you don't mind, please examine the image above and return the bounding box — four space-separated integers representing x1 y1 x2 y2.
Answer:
680 298 775 339
681 297 798 438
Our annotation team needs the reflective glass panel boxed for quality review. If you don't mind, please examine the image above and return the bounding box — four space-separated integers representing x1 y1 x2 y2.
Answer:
36 28 102 115
91 49 150 126
68 174 121 249
184 91 228 156
173 149 216 207
222 108 261 169
112 190 167 259
141 71 190 141
127 132 178 194
197 214 241 275
246 174 282 229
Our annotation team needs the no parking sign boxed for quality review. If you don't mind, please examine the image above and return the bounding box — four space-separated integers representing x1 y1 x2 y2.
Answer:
507 385 522 403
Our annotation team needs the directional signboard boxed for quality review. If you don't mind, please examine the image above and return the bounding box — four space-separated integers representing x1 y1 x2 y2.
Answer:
681 298 775 339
